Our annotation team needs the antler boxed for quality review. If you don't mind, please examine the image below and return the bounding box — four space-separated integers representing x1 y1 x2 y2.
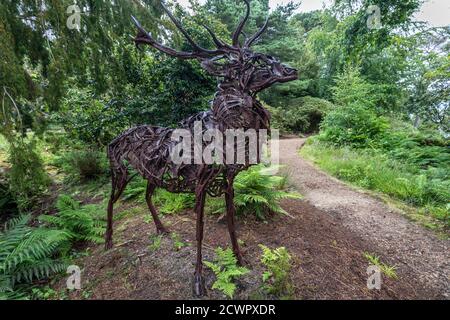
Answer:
133 0 266 59
232 0 250 46
244 16 269 48
132 3 226 59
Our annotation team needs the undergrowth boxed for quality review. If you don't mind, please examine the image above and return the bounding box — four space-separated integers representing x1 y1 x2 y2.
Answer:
204 247 250 299
301 138 449 231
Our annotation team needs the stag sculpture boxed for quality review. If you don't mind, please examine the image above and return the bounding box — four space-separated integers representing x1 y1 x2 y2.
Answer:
105 0 297 296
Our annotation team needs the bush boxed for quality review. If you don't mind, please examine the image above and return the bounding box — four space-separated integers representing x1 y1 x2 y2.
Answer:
270 96 334 133
59 88 126 146
0 215 69 299
259 245 293 298
7 139 51 211
379 122 450 170
319 104 388 148
53 147 109 183
0 177 18 220
204 247 250 299
39 195 106 244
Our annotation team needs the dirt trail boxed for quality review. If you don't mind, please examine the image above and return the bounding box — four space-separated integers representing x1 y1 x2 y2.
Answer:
279 137 449 298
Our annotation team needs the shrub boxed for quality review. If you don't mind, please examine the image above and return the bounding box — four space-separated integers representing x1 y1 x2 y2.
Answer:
331 66 377 110
53 147 108 183
0 215 69 299
259 245 293 298
0 177 18 219
269 96 334 133
204 247 250 299
39 195 106 244
7 139 51 211
59 88 126 146
319 104 388 148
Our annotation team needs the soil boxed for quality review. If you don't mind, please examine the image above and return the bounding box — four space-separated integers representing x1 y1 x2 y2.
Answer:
55 137 449 300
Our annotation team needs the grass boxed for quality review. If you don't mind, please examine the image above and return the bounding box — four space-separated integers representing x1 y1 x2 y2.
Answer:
363 252 398 279
301 138 449 234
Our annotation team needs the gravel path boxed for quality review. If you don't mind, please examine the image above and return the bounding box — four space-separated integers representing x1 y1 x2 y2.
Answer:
279 137 449 298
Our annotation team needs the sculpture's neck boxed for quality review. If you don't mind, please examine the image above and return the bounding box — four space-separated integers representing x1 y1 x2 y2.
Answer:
211 82 270 132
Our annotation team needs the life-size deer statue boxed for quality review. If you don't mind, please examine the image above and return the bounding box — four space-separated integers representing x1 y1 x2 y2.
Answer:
105 0 297 296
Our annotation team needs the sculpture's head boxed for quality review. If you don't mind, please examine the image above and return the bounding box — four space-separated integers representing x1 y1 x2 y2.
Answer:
133 0 298 95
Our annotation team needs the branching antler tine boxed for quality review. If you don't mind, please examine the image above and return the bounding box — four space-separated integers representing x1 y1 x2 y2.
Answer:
132 15 209 59
160 3 206 52
245 16 269 48
232 0 250 46
202 24 225 48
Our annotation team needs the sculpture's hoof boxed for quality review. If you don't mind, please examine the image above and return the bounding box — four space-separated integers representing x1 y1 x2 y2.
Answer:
235 251 246 266
104 238 113 250
156 227 169 235
193 274 206 297
105 234 112 250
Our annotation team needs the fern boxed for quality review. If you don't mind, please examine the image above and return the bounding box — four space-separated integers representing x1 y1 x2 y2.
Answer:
0 215 69 299
39 194 106 244
122 177 195 214
209 165 301 220
204 247 249 299
259 245 293 298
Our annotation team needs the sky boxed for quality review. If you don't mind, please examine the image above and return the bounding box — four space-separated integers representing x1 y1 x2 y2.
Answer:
177 0 450 28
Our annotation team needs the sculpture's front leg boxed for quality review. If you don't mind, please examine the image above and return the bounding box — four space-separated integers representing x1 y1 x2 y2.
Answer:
225 174 244 266
193 183 207 297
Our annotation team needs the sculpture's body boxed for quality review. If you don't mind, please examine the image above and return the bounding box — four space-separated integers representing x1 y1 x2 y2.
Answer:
105 0 297 296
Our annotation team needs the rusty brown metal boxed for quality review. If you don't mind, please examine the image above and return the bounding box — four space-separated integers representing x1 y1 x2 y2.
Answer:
105 0 297 296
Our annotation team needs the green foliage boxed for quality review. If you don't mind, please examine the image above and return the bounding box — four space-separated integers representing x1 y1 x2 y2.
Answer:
379 122 450 170
232 166 301 219
259 245 293 298
39 195 106 244
154 190 195 215
122 177 195 214
0 177 18 218
204 247 250 299
319 104 388 148
208 165 301 220
0 215 69 299
52 147 109 183
363 252 398 279
59 88 126 146
148 234 163 252
269 96 334 133
301 138 450 228
7 139 51 211
124 56 215 128
171 232 189 251
332 67 376 109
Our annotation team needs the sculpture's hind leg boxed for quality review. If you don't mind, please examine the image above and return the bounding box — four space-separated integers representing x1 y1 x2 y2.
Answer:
224 174 244 265
193 184 207 297
145 181 168 234
105 171 128 250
